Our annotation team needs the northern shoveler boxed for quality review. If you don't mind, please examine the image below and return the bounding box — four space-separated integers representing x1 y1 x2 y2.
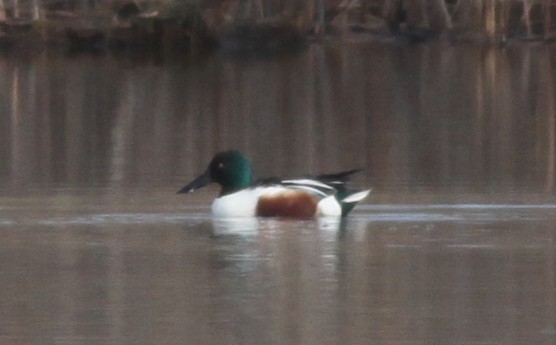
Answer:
177 151 371 218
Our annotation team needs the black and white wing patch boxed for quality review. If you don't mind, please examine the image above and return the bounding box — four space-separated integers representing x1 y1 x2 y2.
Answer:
280 179 336 198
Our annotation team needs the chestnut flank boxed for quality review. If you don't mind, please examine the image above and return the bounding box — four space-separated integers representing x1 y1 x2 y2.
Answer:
256 190 318 218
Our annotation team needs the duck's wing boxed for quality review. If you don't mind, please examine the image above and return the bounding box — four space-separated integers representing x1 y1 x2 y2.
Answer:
279 178 336 198
255 169 368 201
255 169 363 195
315 169 362 185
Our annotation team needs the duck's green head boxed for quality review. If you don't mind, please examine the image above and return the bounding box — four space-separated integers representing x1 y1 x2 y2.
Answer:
177 151 253 196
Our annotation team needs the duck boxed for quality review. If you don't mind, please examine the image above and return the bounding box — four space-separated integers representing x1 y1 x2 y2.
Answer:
177 151 371 218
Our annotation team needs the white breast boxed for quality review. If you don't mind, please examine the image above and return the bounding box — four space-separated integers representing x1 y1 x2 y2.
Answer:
211 187 286 217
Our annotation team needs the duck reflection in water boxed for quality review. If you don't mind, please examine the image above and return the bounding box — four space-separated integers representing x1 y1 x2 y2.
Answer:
209 216 346 236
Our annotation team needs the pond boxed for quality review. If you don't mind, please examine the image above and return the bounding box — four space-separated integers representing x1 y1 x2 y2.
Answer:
1 41 556 345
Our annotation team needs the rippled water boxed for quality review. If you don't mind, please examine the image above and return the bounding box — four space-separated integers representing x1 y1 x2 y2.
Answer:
2 199 556 345
2 41 556 344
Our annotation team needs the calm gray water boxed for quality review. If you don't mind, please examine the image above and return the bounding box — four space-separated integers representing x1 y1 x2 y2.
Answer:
1 41 556 345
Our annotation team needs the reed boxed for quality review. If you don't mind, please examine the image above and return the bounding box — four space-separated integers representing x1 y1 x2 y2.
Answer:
0 0 556 53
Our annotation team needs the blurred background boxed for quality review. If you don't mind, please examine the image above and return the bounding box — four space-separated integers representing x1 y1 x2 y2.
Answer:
1 42 555 203
2 1 556 345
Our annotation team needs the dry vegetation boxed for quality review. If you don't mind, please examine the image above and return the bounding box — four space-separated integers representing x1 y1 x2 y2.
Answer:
0 0 555 52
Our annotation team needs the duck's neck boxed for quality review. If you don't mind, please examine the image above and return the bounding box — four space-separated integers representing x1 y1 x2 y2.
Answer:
219 172 252 196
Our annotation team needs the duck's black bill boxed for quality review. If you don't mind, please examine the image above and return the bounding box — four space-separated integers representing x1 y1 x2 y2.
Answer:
177 171 212 194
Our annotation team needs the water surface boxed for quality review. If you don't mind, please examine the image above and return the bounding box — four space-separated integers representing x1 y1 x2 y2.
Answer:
1 41 556 344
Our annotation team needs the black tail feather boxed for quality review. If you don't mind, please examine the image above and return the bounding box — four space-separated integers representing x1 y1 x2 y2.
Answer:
315 169 362 184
